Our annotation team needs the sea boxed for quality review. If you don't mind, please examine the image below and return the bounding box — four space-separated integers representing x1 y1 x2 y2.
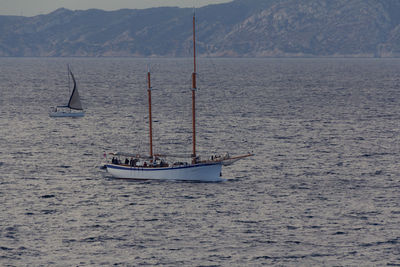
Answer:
1 57 399 266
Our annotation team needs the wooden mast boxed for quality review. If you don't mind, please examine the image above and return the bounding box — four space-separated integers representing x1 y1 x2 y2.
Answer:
191 11 197 164
147 67 153 159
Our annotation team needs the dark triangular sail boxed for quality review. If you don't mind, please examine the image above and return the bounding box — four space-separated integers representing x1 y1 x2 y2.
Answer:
67 69 83 110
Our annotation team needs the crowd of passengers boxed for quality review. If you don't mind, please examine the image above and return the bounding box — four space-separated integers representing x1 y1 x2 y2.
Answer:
111 157 169 168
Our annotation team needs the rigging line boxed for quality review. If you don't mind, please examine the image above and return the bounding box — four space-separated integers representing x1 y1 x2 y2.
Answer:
170 71 192 156
127 66 146 155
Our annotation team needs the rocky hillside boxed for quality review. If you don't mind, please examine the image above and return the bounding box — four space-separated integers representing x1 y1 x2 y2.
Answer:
1 0 400 57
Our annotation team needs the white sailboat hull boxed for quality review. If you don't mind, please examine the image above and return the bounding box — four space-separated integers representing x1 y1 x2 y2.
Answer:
49 111 85 117
106 162 223 182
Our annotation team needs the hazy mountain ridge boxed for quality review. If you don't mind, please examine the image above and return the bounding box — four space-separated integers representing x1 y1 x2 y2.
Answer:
1 0 400 57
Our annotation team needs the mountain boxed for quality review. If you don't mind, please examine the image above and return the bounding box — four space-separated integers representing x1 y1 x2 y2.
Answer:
1 0 400 57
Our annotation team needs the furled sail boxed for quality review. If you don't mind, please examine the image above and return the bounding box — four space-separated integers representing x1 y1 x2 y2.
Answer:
67 69 83 110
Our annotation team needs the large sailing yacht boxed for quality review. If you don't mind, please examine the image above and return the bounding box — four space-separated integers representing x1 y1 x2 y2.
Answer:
105 12 252 181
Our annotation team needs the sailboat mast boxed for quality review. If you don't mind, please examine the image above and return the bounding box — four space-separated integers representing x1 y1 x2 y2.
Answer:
67 64 71 111
147 68 153 158
191 11 197 163
67 64 71 92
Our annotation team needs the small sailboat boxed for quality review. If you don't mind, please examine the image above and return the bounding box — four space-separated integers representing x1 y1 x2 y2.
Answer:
49 65 85 117
105 12 252 181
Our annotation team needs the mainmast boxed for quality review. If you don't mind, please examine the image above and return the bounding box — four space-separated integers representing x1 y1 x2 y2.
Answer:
191 11 197 163
147 67 153 158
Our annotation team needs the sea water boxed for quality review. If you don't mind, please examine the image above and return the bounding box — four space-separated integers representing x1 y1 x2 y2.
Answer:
1 57 399 266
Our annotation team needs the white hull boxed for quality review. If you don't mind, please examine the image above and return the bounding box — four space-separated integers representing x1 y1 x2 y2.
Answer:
106 162 223 182
49 111 85 117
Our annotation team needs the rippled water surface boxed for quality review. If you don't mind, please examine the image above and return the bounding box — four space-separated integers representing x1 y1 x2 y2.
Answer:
1 58 400 266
